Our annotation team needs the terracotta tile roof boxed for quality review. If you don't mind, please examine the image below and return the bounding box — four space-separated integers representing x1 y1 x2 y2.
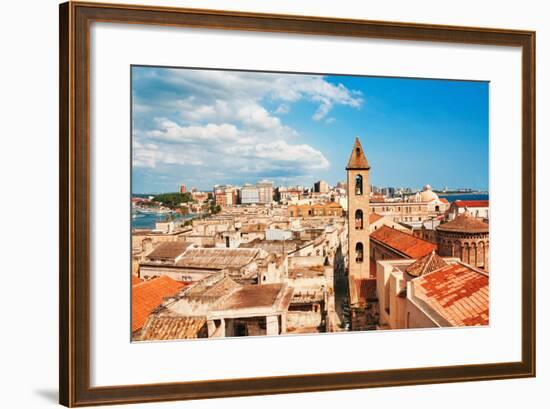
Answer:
239 239 302 254
140 313 207 341
437 212 489 233
412 264 489 326
176 248 259 269
440 198 450 204
371 225 437 259
405 251 448 277
132 275 142 286
346 137 370 170
215 284 286 310
132 276 185 332
369 213 383 224
454 200 489 208
185 275 240 300
146 241 192 261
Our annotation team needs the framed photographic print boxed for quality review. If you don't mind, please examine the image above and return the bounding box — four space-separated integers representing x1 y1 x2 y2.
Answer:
59 1 536 407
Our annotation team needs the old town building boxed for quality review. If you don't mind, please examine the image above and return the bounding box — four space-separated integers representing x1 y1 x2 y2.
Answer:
369 185 450 227
376 254 489 330
287 202 344 218
436 211 490 270
345 137 376 331
448 199 489 221
370 225 437 262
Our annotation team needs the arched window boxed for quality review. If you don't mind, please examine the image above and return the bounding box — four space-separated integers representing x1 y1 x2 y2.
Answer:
355 209 364 230
453 240 461 258
355 175 363 195
355 242 364 263
479 242 486 269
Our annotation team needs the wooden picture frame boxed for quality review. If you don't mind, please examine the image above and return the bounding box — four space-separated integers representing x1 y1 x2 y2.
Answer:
59 1 536 407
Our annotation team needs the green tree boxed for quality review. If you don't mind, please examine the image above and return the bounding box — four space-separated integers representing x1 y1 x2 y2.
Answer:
209 204 221 214
152 192 194 209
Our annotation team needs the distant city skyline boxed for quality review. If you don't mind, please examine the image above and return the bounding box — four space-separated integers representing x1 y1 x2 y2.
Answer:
132 67 489 194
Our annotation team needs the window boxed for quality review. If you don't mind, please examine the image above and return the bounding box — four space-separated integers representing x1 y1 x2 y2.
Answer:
355 242 364 263
355 209 364 230
355 175 363 195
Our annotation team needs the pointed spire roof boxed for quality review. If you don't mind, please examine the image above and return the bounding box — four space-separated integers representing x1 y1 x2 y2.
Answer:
405 250 448 278
346 137 370 170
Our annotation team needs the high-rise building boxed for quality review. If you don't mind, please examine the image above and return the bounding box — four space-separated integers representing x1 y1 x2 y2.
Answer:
336 181 346 189
240 183 260 204
313 180 330 193
256 180 274 204
275 186 289 203
179 184 187 194
213 185 236 206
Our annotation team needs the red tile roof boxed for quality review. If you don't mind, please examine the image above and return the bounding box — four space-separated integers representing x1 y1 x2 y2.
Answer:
454 200 489 208
437 212 489 233
132 275 142 286
440 198 450 204
412 264 489 326
140 314 207 341
369 213 383 224
132 276 185 332
371 225 437 259
405 251 448 277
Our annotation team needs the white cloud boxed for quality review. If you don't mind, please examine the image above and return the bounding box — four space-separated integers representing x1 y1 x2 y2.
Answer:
132 68 363 185
145 69 362 121
147 119 241 143
275 104 290 114
254 140 330 170
137 118 328 173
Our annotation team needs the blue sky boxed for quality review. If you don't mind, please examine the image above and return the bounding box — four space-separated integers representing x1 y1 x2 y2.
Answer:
132 66 488 194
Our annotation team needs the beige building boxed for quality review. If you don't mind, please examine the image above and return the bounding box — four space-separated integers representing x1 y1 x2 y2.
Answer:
346 137 376 331
347 137 371 281
139 246 268 283
314 180 330 193
369 212 412 234
140 273 294 339
376 253 489 330
448 199 489 221
370 185 450 227
287 202 344 218
257 180 274 204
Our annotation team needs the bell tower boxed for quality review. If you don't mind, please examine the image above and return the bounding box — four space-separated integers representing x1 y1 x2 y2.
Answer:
347 137 371 280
